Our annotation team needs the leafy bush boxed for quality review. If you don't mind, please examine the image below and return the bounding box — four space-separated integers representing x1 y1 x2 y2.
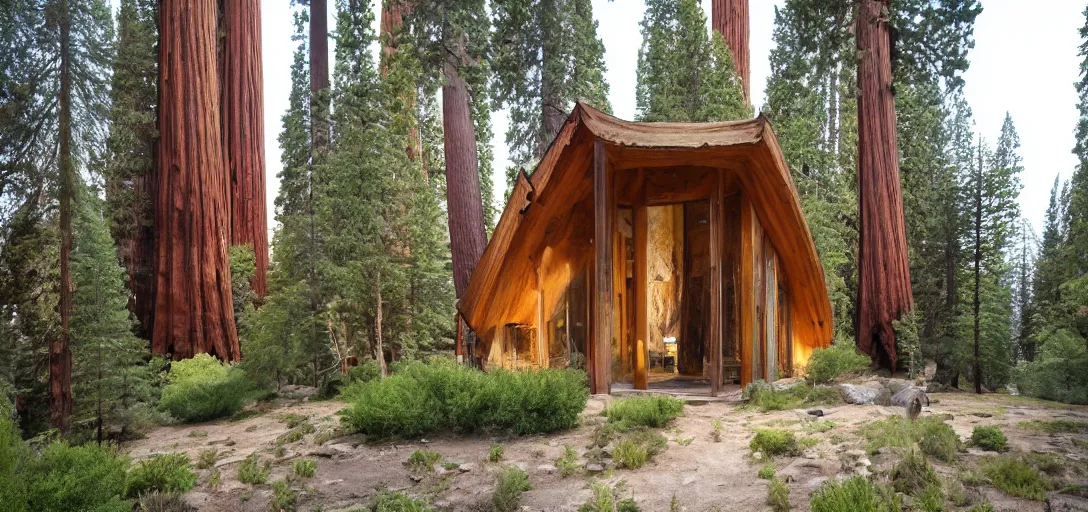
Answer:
981 456 1052 501
614 439 648 469
24 442 132 512
492 466 532 512
602 396 685 428
805 338 870 384
971 426 1008 452
136 491 197 512
890 449 938 495
810 477 875 512
407 450 442 473
276 421 315 445
1018 419 1088 434
579 481 640 512
556 445 579 477
758 464 775 479
743 381 841 412
159 354 255 423
293 459 316 478
768 478 790 512
372 490 433 511
237 454 269 485
750 429 798 458
125 453 198 498
270 481 297 512
489 444 504 463
1015 328 1088 405
858 416 960 461
340 361 589 439
196 448 217 470
916 484 943 512
346 360 382 385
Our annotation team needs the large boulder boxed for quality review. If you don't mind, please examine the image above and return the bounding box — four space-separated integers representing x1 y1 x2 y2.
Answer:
891 387 930 408
1047 493 1088 511
839 383 891 406
772 377 806 391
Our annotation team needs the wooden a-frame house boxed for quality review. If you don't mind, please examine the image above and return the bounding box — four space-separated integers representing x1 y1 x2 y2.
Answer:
457 102 832 396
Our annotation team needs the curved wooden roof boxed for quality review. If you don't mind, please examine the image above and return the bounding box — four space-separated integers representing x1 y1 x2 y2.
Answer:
458 102 833 353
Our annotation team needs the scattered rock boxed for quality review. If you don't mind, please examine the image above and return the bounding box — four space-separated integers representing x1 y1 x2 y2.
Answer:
752 451 764 461
410 474 424 483
537 464 557 475
807 409 825 417
1047 493 1088 511
585 462 606 474
304 447 339 458
244 425 258 433
839 384 891 406
279 385 318 399
970 412 993 418
458 463 475 473
891 387 930 408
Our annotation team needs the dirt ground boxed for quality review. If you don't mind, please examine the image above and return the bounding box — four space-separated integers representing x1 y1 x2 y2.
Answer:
125 389 1088 512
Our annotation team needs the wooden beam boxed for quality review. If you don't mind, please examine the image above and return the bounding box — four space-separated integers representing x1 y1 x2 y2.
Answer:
536 265 547 368
633 171 649 390
709 175 724 397
592 140 613 394
739 194 754 387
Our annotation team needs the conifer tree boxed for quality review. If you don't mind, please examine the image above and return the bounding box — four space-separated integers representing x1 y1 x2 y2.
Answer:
492 0 611 187
635 0 749 123
69 182 149 444
103 0 157 338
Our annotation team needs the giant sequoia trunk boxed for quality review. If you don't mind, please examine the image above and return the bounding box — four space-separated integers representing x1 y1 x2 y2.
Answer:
221 0 269 298
539 0 566 156
711 0 750 105
309 0 330 155
154 0 239 361
855 0 912 370
443 42 489 298
51 0 73 434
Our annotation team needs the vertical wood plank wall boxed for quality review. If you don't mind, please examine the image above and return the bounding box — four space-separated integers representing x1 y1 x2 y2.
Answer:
634 170 649 390
592 141 614 394
709 174 724 396
739 195 755 386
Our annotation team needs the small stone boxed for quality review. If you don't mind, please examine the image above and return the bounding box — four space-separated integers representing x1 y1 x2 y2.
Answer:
970 412 993 418
585 463 606 473
548 440 559 447
807 409 825 417
410 474 424 483
458 463 475 473
752 451 764 461
537 464 557 474
420 439 430 444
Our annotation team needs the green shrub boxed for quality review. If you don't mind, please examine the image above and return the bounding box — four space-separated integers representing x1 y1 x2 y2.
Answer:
981 456 1051 501
810 477 877 512
758 464 775 479
407 450 442 473
768 478 790 512
292 459 316 478
372 490 433 512
237 454 269 485
278 414 308 428
276 421 315 445
136 491 197 512
743 381 842 412
614 439 648 469
711 418 723 442
889 449 938 495
971 426 1008 452
916 484 943 512
556 445 579 477
270 481 297 512
858 416 959 461
196 449 217 470
578 481 639 512
125 453 198 498
492 466 531 512
805 338 870 384
346 359 382 385
750 429 798 458
602 396 685 428
23 442 131 512
159 354 255 423
1018 419 1088 434
489 444 504 463
339 362 589 439
1015 328 1088 405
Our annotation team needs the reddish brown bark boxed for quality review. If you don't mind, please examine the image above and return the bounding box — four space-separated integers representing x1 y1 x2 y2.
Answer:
310 0 330 154
379 0 409 75
711 0 750 105
221 0 269 298
443 44 488 298
855 0 912 370
154 0 239 361
51 0 73 434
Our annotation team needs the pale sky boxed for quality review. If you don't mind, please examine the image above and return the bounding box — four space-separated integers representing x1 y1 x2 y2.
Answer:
259 0 1083 239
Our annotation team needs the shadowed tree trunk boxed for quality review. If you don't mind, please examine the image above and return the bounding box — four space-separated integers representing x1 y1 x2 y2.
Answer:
221 0 269 298
51 0 74 434
310 0 330 154
972 138 983 394
539 0 565 156
153 0 239 361
443 40 489 298
711 0 750 105
855 0 912 370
